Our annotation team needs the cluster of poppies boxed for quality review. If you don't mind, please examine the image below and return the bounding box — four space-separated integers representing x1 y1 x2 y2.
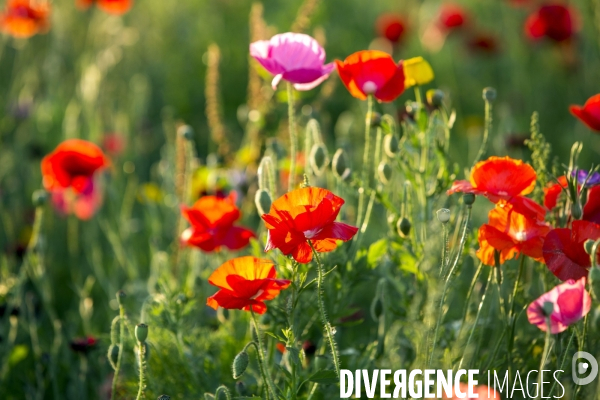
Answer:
449 156 597 333
0 0 131 38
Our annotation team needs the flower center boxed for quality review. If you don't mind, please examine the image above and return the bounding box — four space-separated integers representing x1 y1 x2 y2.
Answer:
303 227 323 239
362 81 378 94
514 230 527 242
251 289 264 300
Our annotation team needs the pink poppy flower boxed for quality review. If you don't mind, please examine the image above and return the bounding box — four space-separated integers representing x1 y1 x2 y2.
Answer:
250 32 335 91
527 277 591 333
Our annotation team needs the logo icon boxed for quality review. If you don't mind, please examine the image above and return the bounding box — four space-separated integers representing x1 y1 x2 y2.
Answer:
572 351 598 385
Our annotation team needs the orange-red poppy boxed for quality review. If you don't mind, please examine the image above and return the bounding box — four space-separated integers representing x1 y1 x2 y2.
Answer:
335 50 405 102
543 175 568 210
0 0 49 38
448 156 545 220
477 203 550 266
41 139 110 194
570 94 600 132
262 187 358 263
76 0 131 15
206 256 291 315
181 193 255 252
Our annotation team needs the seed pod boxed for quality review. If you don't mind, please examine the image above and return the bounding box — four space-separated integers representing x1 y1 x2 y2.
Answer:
378 161 393 185
426 89 445 108
255 189 272 216
369 111 382 127
32 190 47 207
135 323 148 343
436 208 451 224
332 149 351 181
309 143 330 176
463 193 476 206
482 87 497 102
397 217 412 238
232 350 249 379
542 301 554 317
572 201 583 220
589 267 600 302
585 239 595 256
383 134 400 158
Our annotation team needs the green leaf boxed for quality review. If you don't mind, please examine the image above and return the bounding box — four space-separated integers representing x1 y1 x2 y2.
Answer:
367 239 388 268
307 369 338 385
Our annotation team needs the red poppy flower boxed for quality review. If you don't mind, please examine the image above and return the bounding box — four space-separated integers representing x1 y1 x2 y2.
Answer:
443 383 500 399
583 186 600 224
41 139 110 194
570 94 600 132
448 156 546 220
544 175 568 210
543 220 600 281
70 336 97 353
477 203 550 266
262 187 358 263
76 0 131 15
336 50 405 102
467 33 499 54
525 4 577 42
206 256 291 315
375 13 407 43
0 0 49 38
101 133 126 157
437 3 467 31
180 193 255 252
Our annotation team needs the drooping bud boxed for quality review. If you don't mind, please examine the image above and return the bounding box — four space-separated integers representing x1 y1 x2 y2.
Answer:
589 267 600 302
585 239 595 256
463 193 475 206
32 190 48 207
397 217 412 238
378 161 393 185
383 134 400 158
232 350 249 379
482 87 496 102
542 301 555 317
254 189 272 216
369 112 382 127
177 124 194 141
309 143 330 176
116 290 126 306
436 208 451 224
426 89 445 108
135 323 148 343
572 201 583 220
332 149 351 181
235 381 248 396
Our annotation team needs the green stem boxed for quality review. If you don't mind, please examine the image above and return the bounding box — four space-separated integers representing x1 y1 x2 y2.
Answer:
135 342 146 400
214 385 232 400
251 311 278 399
287 82 298 193
548 329 575 397
472 99 492 170
537 318 553 398
111 305 125 400
355 95 374 230
309 242 341 376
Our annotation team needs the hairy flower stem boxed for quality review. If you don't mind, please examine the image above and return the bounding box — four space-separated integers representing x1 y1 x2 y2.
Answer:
214 385 232 400
472 98 492 170
287 82 298 192
135 342 147 400
310 242 341 376
548 329 575 396
429 206 472 368
110 305 125 400
250 311 278 399
537 318 553 397
506 255 526 378
355 95 374 231
458 268 493 370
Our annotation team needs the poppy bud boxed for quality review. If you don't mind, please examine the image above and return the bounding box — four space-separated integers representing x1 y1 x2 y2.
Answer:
378 161 393 184
135 323 148 343
426 89 445 108
32 190 47 207
463 193 476 206
116 290 126 306
369 112 382 127
436 208 451 224
314 355 329 370
542 301 554 317
332 149 351 181
589 267 600 302
572 201 583 220
235 381 248 396
232 350 249 379
397 217 411 238
157 396 171 400
177 124 194 141
585 239 596 256
482 87 496 102
383 134 400 157
370 297 383 320
254 189 272 216
309 143 330 176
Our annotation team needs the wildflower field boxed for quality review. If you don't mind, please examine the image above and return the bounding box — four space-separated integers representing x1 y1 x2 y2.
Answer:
3 0 600 398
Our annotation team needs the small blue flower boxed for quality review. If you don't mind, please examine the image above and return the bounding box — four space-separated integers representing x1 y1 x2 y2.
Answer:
573 170 600 186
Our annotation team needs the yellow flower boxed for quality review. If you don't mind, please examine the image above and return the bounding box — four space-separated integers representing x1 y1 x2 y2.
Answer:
403 57 434 88
138 183 163 203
